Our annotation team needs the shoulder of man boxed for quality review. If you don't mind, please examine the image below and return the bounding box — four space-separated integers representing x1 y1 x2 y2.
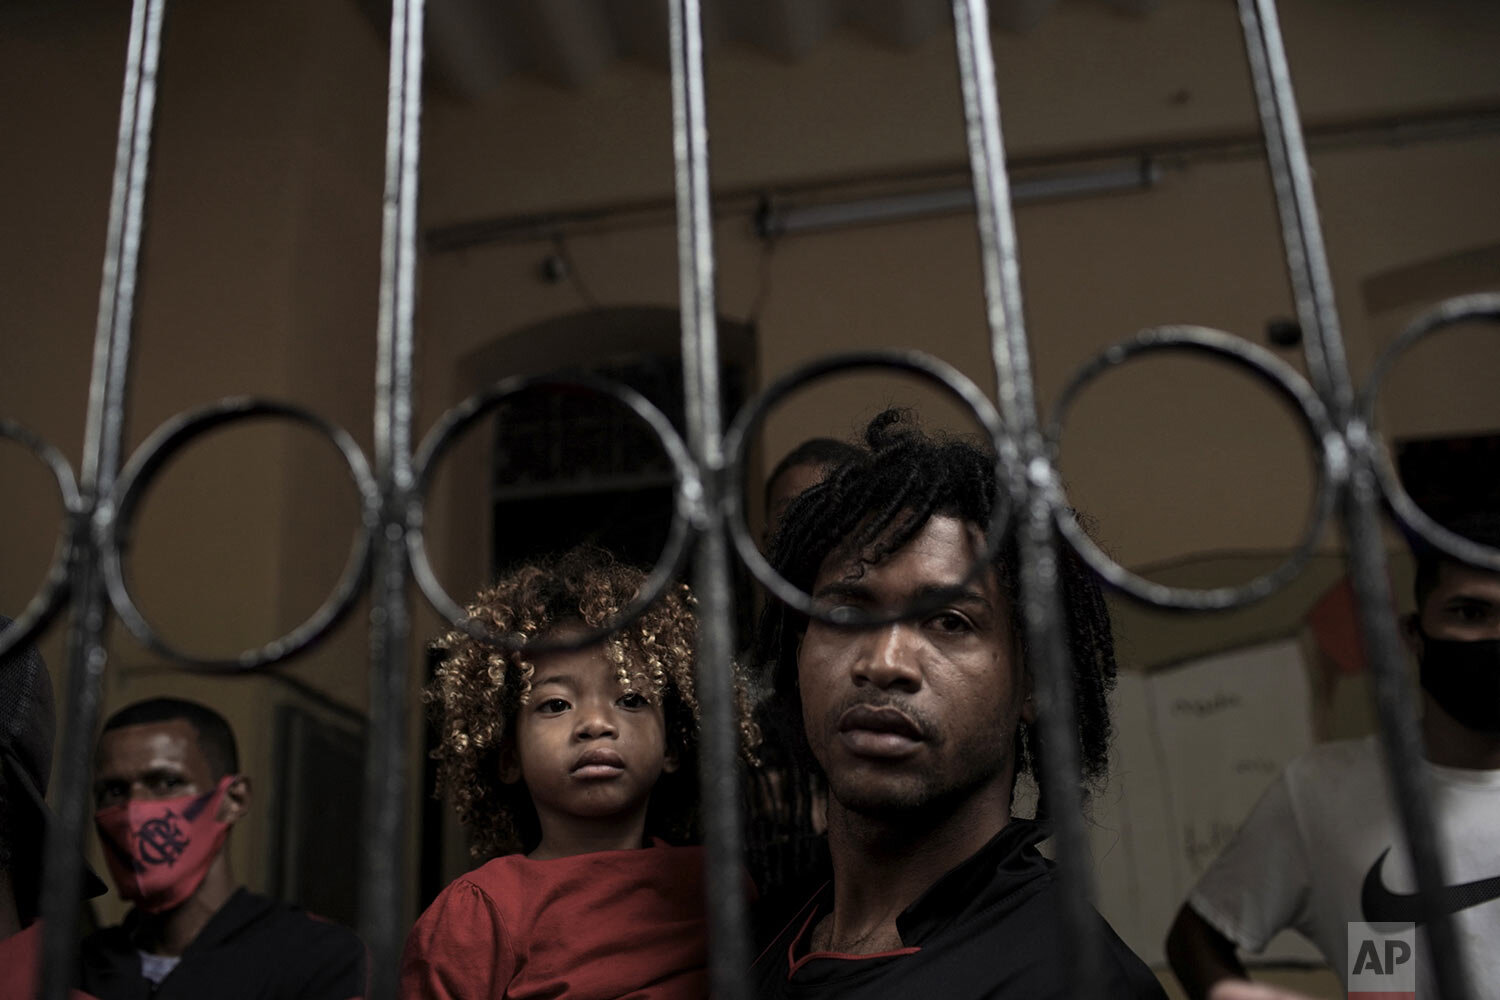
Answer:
236 892 363 952
1090 910 1171 999
78 918 135 968
77 919 147 998
241 894 366 1000
192 892 364 992
999 867 1165 999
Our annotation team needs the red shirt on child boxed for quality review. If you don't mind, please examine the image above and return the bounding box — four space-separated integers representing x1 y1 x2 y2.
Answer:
0 922 100 1000
400 842 710 1000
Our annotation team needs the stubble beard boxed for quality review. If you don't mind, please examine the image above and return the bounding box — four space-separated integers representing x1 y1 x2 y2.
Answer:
822 726 1014 820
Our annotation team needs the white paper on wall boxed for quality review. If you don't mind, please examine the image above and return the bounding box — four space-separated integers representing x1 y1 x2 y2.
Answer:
1088 637 1323 967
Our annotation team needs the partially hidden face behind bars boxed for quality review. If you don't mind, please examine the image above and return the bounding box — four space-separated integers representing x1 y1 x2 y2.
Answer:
746 410 1166 998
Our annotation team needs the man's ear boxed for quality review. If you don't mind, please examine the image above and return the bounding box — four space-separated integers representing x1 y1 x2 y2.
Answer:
661 742 680 775
219 775 252 826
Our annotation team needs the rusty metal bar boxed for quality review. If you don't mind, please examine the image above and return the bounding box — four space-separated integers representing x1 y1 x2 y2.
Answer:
666 1 750 996
1236 1 1472 996
359 0 425 995
37 1 167 998
949 0 1104 996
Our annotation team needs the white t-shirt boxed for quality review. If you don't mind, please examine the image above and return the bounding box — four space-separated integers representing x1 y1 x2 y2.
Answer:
1188 736 1500 997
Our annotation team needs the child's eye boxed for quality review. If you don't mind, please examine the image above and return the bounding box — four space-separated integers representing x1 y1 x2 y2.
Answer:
617 692 648 709
536 697 571 714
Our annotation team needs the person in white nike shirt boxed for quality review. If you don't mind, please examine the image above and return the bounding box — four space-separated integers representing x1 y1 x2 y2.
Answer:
1165 512 1500 999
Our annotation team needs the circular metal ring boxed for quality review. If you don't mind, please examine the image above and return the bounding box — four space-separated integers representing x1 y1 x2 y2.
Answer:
408 374 699 654
722 349 1014 627
0 420 83 658
1358 292 1500 573
102 398 379 670
1047 326 1343 610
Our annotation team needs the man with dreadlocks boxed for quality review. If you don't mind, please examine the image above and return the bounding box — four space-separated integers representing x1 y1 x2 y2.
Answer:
748 409 1164 998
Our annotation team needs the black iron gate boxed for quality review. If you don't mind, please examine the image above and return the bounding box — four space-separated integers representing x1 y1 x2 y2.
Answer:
3 1 1497 998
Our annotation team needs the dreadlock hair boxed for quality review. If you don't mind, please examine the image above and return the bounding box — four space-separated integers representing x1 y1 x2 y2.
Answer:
427 546 758 860
752 408 1119 816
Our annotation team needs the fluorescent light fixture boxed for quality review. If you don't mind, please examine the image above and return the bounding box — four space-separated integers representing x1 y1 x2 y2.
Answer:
757 158 1160 238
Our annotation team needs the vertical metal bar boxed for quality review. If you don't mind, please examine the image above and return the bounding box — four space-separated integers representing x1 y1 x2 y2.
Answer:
949 1 1103 996
1236 2 1471 996
666 2 749 997
360 0 424 996
1236 0 1349 414
38 1 166 998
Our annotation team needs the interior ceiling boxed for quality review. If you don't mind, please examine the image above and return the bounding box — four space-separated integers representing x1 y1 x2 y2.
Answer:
419 0 1159 99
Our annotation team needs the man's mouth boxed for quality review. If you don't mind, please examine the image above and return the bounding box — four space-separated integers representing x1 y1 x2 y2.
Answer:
571 747 627 779
836 704 926 758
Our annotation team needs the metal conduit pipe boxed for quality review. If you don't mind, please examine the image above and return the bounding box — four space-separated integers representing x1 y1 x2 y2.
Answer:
423 103 1500 252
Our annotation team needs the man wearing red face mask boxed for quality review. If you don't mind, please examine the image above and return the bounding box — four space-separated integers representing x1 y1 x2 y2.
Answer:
80 698 365 999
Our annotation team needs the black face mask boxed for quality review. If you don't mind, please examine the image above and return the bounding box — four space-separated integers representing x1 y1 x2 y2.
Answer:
1419 631 1500 735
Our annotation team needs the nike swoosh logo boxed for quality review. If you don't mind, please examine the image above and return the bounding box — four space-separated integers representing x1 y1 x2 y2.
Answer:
1361 847 1500 925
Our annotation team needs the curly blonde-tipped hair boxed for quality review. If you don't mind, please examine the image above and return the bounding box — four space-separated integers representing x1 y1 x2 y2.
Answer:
428 547 758 859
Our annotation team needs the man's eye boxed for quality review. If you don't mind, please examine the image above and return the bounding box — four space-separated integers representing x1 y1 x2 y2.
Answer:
618 692 648 709
928 611 972 633
822 605 863 629
536 698 570 714
1453 602 1496 623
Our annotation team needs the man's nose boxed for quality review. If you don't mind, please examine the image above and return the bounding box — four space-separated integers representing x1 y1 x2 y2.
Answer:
853 624 923 691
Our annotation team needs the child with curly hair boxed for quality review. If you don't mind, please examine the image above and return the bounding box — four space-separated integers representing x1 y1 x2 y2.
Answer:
400 547 757 1000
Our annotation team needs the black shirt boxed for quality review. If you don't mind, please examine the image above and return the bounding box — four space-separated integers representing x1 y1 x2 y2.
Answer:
750 819 1166 999
79 889 365 1000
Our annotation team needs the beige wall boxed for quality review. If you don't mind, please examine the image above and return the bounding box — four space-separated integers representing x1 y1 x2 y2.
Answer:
416 0 1500 597
2 0 1498 947
420 0 1500 220
0 0 388 921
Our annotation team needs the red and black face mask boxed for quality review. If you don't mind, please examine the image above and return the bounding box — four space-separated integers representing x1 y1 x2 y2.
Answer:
95 774 236 913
